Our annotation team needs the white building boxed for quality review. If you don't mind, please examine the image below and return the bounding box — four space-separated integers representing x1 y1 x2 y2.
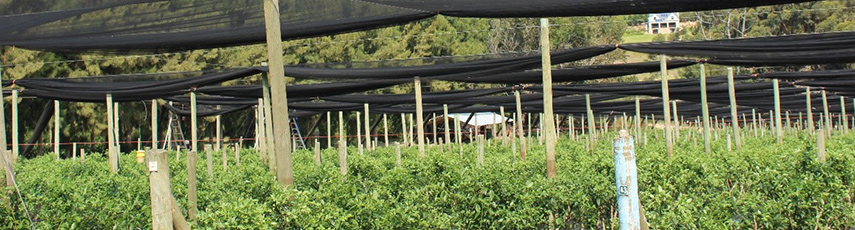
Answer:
647 13 679 34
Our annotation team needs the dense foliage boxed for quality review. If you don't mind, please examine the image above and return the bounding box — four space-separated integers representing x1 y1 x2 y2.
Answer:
1 130 853 229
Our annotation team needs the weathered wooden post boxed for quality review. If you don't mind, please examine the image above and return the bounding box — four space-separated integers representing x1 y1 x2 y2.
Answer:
364 104 371 150
327 111 332 148
187 150 198 222
72 143 77 161
586 94 596 141
414 77 426 157
817 129 826 162
148 149 172 229
190 92 198 153
395 142 402 168
699 64 712 154
383 113 389 147
106 94 118 172
356 111 363 155
443 105 451 147
54 100 60 159
11 90 18 160
540 18 557 178
263 0 295 187
840 96 848 134
338 111 347 175
515 90 527 160
477 135 485 167
314 140 321 165
659 55 674 157
614 130 641 230
151 99 158 149
822 90 831 139
773 79 783 143
726 67 741 149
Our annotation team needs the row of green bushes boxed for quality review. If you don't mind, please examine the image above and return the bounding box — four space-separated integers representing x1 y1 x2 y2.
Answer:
1 131 853 229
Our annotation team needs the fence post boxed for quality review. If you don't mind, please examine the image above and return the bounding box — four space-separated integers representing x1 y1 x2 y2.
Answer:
148 149 173 230
817 129 826 163
613 130 641 230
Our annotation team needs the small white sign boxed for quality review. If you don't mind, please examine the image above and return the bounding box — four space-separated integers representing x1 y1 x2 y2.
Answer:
148 161 158 172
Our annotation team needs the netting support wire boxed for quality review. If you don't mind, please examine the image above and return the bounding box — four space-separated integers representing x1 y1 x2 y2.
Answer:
540 18 557 179
263 0 294 187
659 54 674 157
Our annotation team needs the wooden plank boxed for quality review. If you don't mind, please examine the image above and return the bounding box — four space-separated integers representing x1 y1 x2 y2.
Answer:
11 90 18 160
187 150 198 222
726 67 741 149
699 64 712 154
107 94 117 172
191 92 198 153
147 149 173 230
54 100 60 159
659 55 674 157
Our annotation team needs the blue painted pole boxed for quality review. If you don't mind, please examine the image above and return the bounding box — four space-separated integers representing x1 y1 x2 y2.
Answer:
614 130 640 230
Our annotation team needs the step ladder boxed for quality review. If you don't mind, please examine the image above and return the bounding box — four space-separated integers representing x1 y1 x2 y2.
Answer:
163 109 190 151
291 117 306 149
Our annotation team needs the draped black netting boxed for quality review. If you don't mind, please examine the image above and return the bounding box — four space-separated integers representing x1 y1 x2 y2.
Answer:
757 69 855 79
322 88 510 104
16 68 263 102
448 60 697 83
0 0 816 52
619 31 855 66
283 46 616 80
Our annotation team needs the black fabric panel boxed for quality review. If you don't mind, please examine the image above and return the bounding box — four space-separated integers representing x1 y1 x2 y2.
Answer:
448 60 696 83
620 31 855 66
197 78 411 99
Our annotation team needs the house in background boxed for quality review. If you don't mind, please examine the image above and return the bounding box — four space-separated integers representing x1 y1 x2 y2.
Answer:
647 13 679 34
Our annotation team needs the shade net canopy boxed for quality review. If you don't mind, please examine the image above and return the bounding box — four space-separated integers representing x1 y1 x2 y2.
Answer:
0 0 816 52
619 31 855 66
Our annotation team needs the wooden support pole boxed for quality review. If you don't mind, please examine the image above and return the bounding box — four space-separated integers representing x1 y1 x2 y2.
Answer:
314 140 321 165
841 96 848 133
699 64 712 154
356 112 363 155
215 112 222 152
586 94 596 140
187 150 198 222
147 149 173 230
822 90 831 138
338 111 347 175
443 105 451 147
72 143 77 161
0 77 11 189
477 135 485 166
114 102 120 155
672 101 679 144
635 96 642 142
255 99 267 162
222 142 228 171
395 142 402 168
805 88 814 134
107 94 118 172
383 113 389 147
327 111 332 149
752 109 758 138
263 0 294 187
11 90 18 160
364 104 371 150
190 92 198 153
204 144 213 179
540 18 557 178
500 106 507 145
726 67 741 149
659 54 674 157
400 113 407 146
54 100 60 159
817 129 826 162
414 77 426 157
773 79 783 143
151 99 158 149
515 90 527 160
454 114 462 147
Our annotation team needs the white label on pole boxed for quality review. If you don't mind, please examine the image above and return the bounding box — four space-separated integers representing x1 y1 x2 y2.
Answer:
148 161 158 172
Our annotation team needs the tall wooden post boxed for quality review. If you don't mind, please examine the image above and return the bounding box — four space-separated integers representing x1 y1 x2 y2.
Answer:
443 105 451 146
114 102 120 155
356 112 362 155
327 111 332 148
635 96 642 142
822 90 831 138
107 94 118 172
190 92 198 153
586 94 596 140
840 96 848 133
364 104 371 150
817 129 826 162
540 18 557 178
11 90 18 160
414 77 426 157
454 114 462 147
500 106 507 144
515 90 527 160
263 0 294 187
726 67 741 149
699 64 712 154
187 150 198 222
383 113 389 147
205 144 213 178
773 79 784 143
54 100 60 159
147 149 173 230
215 112 222 152
151 99 158 149
0 74 11 188
752 109 758 138
672 100 679 143
338 111 347 175
659 54 674 157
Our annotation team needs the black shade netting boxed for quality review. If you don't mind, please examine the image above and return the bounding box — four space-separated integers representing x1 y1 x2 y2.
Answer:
197 78 411 99
757 69 855 80
16 68 263 102
0 0 815 52
322 88 510 104
448 60 696 84
619 31 855 66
